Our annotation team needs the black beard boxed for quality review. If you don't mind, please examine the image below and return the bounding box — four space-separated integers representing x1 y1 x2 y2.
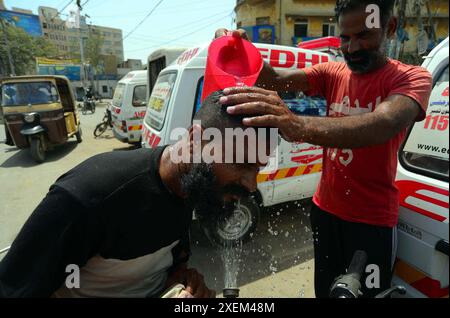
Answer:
344 50 381 74
180 163 249 220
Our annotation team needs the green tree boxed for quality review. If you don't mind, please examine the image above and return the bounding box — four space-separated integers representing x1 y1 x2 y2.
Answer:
85 30 104 92
0 24 57 76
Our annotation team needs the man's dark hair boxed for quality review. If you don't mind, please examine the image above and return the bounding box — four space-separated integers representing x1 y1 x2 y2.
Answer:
194 90 246 132
335 0 395 28
194 90 273 143
193 90 273 158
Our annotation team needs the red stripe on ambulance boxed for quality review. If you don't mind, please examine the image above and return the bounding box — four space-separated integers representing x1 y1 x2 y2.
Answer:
396 180 449 223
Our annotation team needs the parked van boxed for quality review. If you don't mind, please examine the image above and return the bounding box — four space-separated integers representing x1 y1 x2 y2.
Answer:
142 43 337 243
111 70 148 145
147 48 187 97
392 37 449 298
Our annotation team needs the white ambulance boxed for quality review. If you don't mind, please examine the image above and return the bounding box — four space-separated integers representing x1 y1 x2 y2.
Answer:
111 70 148 145
392 37 449 298
141 42 337 243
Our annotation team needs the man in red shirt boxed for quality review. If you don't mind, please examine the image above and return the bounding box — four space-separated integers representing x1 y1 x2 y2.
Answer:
217 0 432 297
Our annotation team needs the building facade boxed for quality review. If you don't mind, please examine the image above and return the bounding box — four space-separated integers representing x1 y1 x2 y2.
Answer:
38 6 124 63
235 0 449 54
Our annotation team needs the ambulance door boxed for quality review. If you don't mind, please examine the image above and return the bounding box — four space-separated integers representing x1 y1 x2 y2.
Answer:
124 84 147 143
270 92 325 204
394 64 449 298
142 72 178 149
111 82 127 139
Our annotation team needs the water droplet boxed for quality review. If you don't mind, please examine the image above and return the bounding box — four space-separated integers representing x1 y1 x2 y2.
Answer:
299 289 305 298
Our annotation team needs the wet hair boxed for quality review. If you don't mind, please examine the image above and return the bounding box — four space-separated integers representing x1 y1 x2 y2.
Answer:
194 90 272 138
335 0 395 28
194 90 246 131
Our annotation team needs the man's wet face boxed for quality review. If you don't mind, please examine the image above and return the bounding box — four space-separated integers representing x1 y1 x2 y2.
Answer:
339 8 388 74
180 163 251 220
181 125 272 219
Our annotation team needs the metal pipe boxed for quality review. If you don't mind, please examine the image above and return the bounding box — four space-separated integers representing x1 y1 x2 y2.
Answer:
223 288 240 298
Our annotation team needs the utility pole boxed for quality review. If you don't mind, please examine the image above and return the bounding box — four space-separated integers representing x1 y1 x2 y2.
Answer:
0 17 15 76
79 27 85 87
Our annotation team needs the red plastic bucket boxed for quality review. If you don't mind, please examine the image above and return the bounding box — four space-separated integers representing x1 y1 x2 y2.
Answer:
201 35 263 102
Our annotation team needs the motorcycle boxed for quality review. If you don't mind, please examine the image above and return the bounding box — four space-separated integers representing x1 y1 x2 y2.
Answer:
94 108 113 137
82 97 96 115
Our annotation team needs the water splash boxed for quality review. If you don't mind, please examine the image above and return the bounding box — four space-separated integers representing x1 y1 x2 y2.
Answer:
221 239 243 290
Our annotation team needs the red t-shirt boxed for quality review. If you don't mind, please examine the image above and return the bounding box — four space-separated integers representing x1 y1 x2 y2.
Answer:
303 59 432 227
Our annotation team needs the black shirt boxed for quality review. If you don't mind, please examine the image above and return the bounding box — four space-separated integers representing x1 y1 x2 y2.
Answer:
0 147 192 297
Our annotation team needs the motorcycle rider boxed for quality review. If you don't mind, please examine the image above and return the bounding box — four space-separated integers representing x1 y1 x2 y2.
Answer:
83 87 96 113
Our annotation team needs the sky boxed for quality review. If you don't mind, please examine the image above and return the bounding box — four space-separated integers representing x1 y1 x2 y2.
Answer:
5 0 236 63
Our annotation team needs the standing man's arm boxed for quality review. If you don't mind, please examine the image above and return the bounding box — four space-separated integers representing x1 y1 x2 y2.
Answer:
221 89 425 148
220 62 432 148
255 61 310 92
0 186 97 297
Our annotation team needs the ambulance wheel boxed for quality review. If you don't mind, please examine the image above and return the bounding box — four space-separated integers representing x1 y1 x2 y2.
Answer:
201 195 260 246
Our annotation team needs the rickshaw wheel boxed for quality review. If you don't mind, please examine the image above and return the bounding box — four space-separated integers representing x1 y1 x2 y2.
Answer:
76 127 83 143
30 138 46 163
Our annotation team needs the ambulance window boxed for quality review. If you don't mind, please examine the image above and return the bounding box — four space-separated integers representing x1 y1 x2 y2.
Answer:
112 83 126 107
280 91 327 117
401 65 449 181
144 72 177 131
193 77 204 117
132 85 147 107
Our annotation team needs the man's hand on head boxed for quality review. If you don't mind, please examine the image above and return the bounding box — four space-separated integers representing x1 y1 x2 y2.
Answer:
219 86 303 142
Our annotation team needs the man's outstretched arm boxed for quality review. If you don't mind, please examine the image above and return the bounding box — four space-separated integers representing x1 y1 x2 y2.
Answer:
220 87 423 148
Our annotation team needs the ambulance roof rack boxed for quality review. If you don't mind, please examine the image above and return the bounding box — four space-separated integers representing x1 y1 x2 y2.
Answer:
297 36 341 50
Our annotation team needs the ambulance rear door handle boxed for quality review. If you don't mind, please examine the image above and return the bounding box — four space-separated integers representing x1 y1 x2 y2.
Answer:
435 240 449 256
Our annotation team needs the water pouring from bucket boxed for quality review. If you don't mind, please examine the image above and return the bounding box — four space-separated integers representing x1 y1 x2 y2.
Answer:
221 238 243 298
201 33 264 102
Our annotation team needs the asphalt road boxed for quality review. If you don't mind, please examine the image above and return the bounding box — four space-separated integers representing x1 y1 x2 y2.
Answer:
0 103 315 298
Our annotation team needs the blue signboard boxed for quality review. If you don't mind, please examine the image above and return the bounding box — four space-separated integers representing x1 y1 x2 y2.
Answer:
242 25 275 44
38 65 82 81
0 10 42 37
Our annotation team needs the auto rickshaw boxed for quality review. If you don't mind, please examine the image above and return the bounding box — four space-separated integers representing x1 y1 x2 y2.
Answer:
0 75 82 163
